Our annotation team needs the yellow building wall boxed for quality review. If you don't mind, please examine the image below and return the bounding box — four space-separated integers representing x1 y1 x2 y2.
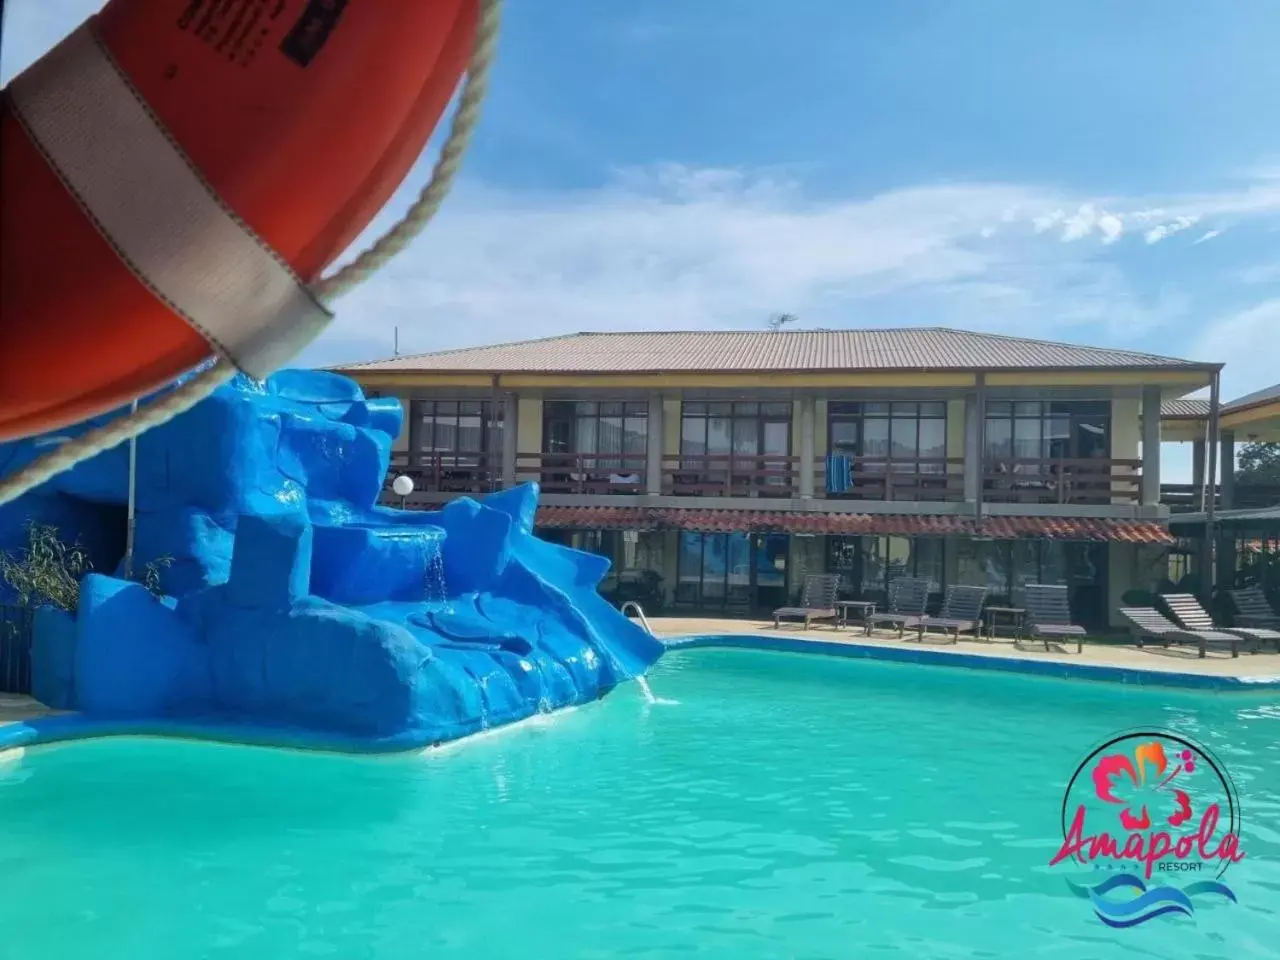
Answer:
946 398 966 459
1111 398 1141 459
662 398 682 457
1110 396 1142 506
515 395 543 482
391 393 410 452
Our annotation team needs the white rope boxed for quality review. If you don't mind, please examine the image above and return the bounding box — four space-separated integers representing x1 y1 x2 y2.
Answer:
0 0 502 507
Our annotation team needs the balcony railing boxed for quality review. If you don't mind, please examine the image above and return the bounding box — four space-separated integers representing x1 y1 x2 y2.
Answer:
385 451 497 495
820 456 966 502
663 454 799 497
983 458 1140 506
1161 483 1280 513
514 452 646 495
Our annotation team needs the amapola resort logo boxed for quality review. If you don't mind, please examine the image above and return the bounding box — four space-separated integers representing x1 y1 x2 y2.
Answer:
1048 729 1245 928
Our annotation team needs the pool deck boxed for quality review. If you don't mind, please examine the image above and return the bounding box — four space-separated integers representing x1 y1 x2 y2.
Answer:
650 616 1280 686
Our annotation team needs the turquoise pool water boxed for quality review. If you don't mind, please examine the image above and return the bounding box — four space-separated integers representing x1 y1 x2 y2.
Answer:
1 649 1277 959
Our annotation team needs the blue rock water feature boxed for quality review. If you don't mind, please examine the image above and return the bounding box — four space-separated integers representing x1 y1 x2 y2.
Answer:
0 369 663 749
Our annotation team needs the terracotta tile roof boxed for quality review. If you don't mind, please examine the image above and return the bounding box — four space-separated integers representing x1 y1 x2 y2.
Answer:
534 506 1172 544
534 505 664 531
337 328 1210 375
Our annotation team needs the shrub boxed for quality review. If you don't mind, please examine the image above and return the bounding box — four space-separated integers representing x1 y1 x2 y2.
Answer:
0 522 90 612
0 522 174 610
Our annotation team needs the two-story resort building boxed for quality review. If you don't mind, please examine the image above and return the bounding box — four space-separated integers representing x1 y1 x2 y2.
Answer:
333 328 1221 630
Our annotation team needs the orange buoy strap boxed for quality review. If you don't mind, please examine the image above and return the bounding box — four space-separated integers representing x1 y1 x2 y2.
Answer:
6 21 332 380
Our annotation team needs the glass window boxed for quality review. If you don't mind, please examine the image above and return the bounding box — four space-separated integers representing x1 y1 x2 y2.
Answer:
543 399 648 468
732 418 759 456
681 417 706 456
918 418 946 460
762 402 793 418
826 401 947 469
706 417 732 455
985 399 1111 464
830 420 859 453
762 421 790 456
415 399 501 460
734 402 759 416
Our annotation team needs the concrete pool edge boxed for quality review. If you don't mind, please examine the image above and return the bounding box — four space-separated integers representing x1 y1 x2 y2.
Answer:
664 634 1280 691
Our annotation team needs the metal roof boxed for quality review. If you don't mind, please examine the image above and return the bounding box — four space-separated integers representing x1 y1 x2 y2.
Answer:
336 328 1212 375
1160 383 1280 420
1225 382 1280 413
1162 397 1210 418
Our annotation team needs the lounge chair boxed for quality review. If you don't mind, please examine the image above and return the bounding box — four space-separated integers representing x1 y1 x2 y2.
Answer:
915 585 988 644
1229 587 1280 630
1023 584 1087 653
1161 593 1280 653
864 577 930 638
773 574 841 630
1119 607 1239 659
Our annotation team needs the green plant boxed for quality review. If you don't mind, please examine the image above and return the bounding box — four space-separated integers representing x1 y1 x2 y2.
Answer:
139 556 173 598
0 522 91 612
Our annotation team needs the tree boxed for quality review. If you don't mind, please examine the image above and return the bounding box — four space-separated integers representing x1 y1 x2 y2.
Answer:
1235 442 1280 486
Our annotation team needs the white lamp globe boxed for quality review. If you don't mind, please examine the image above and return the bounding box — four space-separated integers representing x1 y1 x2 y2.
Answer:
392 474 415 497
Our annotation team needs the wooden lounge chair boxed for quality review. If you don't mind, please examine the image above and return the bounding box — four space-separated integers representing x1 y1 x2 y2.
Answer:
1023 584 1086 653
773 574 841 630
915 585 988 644
1229 587 1280 630
1119 607 1239 659
1161 593 1280 653
864 577 929 638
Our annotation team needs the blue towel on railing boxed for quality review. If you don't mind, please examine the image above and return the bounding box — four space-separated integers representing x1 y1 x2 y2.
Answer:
826 455 853 494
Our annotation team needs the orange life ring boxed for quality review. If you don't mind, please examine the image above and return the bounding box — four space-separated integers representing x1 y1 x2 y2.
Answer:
0 0 479 443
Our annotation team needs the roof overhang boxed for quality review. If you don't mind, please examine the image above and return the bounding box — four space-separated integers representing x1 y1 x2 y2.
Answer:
536 506 1172 544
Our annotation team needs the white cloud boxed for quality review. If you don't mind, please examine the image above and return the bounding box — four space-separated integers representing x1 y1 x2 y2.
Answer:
1192 229 1222 244
1144 215 1200 244
1097 213 1124 245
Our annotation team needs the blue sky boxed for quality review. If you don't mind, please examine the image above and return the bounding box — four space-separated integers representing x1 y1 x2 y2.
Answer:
5 1 1280 479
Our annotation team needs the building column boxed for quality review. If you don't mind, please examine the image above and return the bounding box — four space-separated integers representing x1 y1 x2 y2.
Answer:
963 390 981 502
1220 429 1236 511
1140 385 1162 506
501 391 518 488
798 396 815 498
646 391 664 495
1192 439 1206 511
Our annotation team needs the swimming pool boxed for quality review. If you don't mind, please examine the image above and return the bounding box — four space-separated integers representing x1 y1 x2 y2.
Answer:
1 648 1277 958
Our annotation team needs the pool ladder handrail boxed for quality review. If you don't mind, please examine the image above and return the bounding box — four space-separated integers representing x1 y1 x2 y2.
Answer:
619 601 654 636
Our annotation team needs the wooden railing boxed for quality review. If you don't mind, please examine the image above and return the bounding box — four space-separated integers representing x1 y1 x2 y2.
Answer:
1161 483 1280 513
384 451 497 495
514 452 646 495
819 456 966 502
663 454 799 497
983 458 1140 505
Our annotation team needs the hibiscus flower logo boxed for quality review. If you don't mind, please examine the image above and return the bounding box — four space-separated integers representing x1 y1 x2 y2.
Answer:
1090 740 1197 832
